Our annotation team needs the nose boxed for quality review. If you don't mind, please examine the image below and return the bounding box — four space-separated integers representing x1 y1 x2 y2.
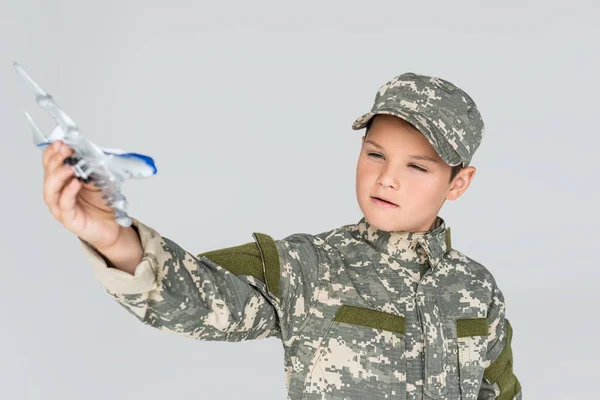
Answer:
377 166 399 189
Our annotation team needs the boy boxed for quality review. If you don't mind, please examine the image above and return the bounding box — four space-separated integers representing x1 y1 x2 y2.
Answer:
42 72 521 399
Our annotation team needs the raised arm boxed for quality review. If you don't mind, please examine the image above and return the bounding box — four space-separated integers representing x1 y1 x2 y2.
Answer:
79 218 282 342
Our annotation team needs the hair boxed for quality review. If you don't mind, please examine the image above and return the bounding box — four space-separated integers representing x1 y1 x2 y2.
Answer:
364 117 463 183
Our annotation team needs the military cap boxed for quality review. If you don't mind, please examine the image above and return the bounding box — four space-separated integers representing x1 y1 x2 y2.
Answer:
352 72 485 168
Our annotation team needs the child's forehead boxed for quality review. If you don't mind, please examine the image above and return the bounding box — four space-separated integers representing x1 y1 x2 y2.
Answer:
365 118 445 162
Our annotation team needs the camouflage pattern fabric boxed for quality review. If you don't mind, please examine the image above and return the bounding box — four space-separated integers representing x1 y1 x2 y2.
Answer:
79 216 521 400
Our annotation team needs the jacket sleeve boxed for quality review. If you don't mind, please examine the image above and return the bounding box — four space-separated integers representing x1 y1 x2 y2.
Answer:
78 217 288 342
478 281 522 399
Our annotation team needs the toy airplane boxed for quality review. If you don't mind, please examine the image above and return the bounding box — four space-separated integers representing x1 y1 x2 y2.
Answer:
13 62 157 227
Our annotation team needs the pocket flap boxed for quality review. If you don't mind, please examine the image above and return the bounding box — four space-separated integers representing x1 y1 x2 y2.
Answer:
456 317 488 337
333 304 405 335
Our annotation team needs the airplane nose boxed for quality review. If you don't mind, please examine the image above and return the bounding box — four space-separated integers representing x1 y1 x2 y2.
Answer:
136 165 155 178
144 165 156 177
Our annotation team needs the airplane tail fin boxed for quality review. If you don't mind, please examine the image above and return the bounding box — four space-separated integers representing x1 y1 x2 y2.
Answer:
24 111 49 147
24 110 67 149
13 62 80 139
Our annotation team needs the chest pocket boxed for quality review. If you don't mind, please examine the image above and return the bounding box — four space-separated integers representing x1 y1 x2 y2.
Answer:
304 304 407 400
456 318 489 400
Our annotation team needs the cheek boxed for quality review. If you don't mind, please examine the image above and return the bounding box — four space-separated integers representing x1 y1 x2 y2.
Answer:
398 174 443 198
356 163 375 184
413 177 448 200
356 164 372 192
357 158 377 177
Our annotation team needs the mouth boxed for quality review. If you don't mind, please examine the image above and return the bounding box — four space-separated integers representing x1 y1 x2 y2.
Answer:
371 196 398 207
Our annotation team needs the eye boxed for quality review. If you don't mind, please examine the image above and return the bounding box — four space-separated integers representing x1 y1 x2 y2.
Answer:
368 153 427 172
410 164 427 172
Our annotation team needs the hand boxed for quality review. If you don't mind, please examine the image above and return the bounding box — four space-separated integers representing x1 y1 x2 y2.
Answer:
42 140 122 250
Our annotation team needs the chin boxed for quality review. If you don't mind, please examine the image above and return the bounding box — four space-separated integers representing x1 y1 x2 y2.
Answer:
361 207 400 232
359 195 401 229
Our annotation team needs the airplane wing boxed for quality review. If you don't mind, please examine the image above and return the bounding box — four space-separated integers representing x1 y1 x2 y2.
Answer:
13 62 156 228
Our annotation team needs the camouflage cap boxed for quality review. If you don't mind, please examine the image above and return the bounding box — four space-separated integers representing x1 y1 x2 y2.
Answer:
352 72 485 168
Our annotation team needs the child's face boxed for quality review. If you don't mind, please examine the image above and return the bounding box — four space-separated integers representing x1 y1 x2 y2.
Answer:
355 114 473 233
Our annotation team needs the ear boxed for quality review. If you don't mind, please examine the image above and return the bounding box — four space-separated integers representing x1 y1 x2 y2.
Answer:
446 166 476 200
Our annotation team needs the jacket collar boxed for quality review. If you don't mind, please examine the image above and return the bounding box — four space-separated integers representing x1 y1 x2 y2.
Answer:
356 215 452 269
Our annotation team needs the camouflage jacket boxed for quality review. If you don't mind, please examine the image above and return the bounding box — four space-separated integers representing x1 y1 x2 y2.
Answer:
79 215 522 400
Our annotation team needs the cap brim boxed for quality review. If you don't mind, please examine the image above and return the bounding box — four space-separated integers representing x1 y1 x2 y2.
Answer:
352 112 376 130
352 109 420 131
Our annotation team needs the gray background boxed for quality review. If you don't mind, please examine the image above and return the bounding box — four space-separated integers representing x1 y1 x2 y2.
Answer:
1 0 598 398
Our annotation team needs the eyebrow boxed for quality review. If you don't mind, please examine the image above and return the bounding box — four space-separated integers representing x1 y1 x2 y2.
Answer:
365 139 441 164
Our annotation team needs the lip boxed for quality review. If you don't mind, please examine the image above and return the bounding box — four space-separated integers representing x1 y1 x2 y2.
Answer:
371 196 398 208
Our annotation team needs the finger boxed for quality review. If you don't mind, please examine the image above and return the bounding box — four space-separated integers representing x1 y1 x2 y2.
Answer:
43 142 66 175
43 146 71 196
42 141 61 169
58 177 81 224
44 163 75 218
46 142 73 177
44 166 75 219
